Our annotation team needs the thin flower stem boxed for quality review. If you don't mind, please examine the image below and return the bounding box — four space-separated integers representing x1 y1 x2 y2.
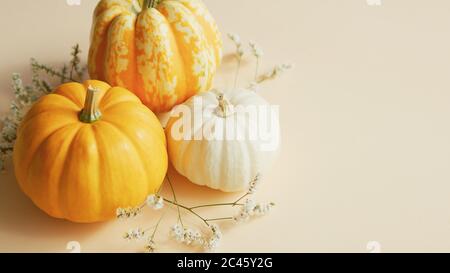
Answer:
255 58 260 81
233 193 250 206
163 198 210 227
206 217 234 222
166 175 184 227
150 213 165 241
234 58 241 88
190 203 243 210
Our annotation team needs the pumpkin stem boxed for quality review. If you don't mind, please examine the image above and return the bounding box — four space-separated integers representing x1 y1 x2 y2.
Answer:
216 93 234 118
79 86 102 123
143 0 159 9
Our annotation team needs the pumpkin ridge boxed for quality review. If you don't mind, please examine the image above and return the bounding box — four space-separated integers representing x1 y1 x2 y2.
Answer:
94 0 133 18
98 87 141 111
79 125 103 221
56 125 92 221
160 0 209 97
105 12 136 91
178 0 223 66
54 82 87 107
16 121 81 186
159 1 192 105
30 124 82 218
100 105 167 160
175 0 215 92
101 120 157 193
21 97 81 125
89 5 127 80
18 110 79 138
21 123 82 218
95 121 151 197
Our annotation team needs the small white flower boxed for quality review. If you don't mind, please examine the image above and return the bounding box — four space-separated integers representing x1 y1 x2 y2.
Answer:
253 202 275 216
193 230 204 245
243 199 256 214
116 208 125 218
248 174 260 194
170 224 184 242
116 206 142 219
227 33 242 46
210 224 222 239
204 236 220 252
249 41 264 58
146 194 164 210
183 228 197 245
237 46 245 58
144 240 157 253
123 228 145 241
233 210 250 223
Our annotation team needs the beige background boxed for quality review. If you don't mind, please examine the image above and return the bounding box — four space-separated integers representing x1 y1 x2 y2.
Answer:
1 0 450 253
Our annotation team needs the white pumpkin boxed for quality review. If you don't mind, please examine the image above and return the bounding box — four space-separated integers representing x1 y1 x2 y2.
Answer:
165 88 280 192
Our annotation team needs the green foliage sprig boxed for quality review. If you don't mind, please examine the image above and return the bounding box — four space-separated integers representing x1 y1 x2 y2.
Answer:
0 44 87 171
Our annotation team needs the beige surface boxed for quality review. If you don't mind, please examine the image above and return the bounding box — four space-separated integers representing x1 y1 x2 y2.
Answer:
1 0 450 253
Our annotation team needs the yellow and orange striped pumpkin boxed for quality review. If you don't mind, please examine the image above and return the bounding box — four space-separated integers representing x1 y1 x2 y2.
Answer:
88 0 223 113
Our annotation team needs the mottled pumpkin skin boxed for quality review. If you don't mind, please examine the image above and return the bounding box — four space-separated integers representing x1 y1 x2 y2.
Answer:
13 80 168 223
88 0 223 113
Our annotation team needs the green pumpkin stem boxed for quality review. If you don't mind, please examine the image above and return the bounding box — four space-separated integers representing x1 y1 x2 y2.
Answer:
79 86 102 123
216 94 234 118
143 0 159 9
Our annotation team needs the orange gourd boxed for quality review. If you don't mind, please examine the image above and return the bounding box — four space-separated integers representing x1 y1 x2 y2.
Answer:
13 80 168 223
88 0 223 113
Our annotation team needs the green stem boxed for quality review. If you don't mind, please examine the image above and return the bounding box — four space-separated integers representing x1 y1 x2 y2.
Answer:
233 193 250 206
234 58 241 88
166 176 184 227
255 58 260 81
163 198 210 227
79 86 102 123
206 217 234 222
150 213 165 241
143 0 159 9
190 203 243 210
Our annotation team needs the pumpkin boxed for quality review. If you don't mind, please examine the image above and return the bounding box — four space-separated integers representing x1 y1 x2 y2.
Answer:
88 0 223 113
13 80 168 223
165 89 280 192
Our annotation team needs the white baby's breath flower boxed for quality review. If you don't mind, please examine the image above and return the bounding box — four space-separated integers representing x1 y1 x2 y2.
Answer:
123 228 145 241
116 206 142 219
253 202 275 216
248 173 260 194
203 236 220 252
170 223 184 242
210 224 222 239
192 230 204 245
249 41 264 58
203 224 222 252
144 240 157 253
227 33 242 46
146 194 164 210
272 63 295 78
183 228 197 245
233 210 250 223
234 197 275 223
243 198 256 214
237 47 245 58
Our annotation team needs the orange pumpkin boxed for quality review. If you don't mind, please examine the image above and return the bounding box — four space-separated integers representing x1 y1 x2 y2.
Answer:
88 0 223 113
13 80 168 223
